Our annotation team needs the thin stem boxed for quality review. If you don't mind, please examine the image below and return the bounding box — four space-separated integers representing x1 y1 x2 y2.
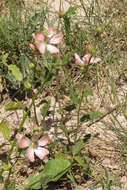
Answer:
7 80 47 161
58 0 62 30
74 88 84 143
33 98 39 126
55 69 71 144
79 0 91 27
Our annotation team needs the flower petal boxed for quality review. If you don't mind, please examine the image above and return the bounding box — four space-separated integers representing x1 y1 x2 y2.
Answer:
29 43 35 50
37 42 46 54
74 53 84 66
17 135 31 149
90 57 102 64
16 133 24 141
38 136 50 147
32 32 44 42
35 147 49 160
82 53 91 64
47 24 55 38
49 33 63 44
47 44 59 54
26 147 35 162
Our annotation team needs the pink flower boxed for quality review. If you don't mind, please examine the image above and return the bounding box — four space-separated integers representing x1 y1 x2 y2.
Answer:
74 53 102 66
16 134 50 162
32 24 63 54
29 43 35 50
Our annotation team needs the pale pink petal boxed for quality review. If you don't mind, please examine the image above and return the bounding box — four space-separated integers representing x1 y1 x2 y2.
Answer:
82 53 91 64
74 53 84 66
18 136 31 149
26 147 35 162
38 136 50 147
90 57 102 64
16 133 24 142
37 42 46 54
49 33 63 44
32 32 44 42
35 147 49 160
29 43 35 50
47 44 59 54
47 24 55 38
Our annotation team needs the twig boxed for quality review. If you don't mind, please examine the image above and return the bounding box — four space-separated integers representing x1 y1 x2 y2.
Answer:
87 102 126 128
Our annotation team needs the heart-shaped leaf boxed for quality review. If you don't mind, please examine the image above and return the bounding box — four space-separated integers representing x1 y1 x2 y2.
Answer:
8 64 23 81
16 158 71 190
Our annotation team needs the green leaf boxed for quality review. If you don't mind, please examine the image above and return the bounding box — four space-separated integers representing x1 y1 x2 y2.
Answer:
7 182 15 190
42 158 71 182
2 53 9 64
84 88 93 97
0 120 10 141
6 71 20 87
8 64 23 81
16 158 71 190
74 156 89 171
64 104 76 112
16 173 42 190
37 100 47 107
40 100 51 118
24 173 42 190
70 86 79 105
122 147 127 154
20 54 30 78
80 114 90 122
5 101 26 111
55 152 68 160
24 81 32 89
89 111 102 120
65 6 79 16
71 140 84 156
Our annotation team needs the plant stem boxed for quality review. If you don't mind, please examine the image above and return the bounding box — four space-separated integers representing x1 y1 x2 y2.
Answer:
5 80 47 189
55 69 71 144
7 80 47 161
33 97 39 126
58 0 62 30
74 88 84 143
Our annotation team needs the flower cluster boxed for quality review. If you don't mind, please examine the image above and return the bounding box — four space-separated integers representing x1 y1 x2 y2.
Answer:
30 24 63 55
16 134 50 162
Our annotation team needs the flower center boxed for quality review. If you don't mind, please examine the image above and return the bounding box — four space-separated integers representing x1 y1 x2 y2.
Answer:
34 142 38 149
31 141 38 149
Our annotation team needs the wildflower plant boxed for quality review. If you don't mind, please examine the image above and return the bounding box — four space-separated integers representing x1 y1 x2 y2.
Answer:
1 16 102 189
3 1 126 189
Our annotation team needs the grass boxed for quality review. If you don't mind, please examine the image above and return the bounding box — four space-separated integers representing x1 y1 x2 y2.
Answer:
0 0 127 189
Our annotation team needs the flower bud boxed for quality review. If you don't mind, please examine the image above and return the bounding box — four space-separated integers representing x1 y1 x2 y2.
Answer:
86 44 96 56
29 43 35 50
